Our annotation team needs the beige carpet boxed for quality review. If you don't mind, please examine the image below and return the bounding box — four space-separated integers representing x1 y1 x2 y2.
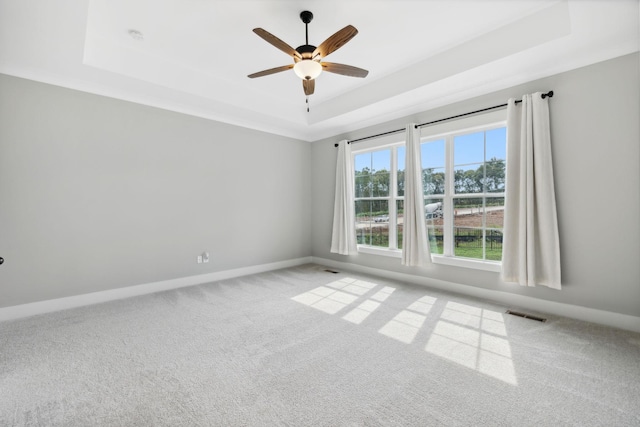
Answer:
1 264 639 426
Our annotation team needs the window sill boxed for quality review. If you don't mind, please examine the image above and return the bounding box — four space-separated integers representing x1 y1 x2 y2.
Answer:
431 255 502 272
357 245 402 258
356 246 502 272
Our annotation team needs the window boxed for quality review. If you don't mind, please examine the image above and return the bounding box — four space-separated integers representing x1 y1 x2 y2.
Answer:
353 112 506 270
354 147 403 252
424 126 506 264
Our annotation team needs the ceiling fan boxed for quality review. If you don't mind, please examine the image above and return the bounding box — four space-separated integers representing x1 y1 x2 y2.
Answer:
248 11 368 99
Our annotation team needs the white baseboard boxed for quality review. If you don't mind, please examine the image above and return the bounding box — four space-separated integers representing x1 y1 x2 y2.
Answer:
4 255 638 333
0 257 313 323
312 257 640 334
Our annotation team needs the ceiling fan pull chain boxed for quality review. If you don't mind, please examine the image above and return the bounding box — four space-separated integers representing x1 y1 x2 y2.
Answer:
306 96 310 112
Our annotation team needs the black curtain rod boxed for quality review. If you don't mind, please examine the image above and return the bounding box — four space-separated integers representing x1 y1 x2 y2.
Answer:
334 90 553 147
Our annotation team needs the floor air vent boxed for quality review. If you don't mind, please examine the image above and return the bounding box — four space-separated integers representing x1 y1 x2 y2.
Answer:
506 310 547 322
324 269 340 274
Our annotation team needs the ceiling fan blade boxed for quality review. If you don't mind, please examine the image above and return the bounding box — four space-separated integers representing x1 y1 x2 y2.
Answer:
248 64 294 78
321 62 368 78
312 25 358 59
303 79 315 96
253 28 302 59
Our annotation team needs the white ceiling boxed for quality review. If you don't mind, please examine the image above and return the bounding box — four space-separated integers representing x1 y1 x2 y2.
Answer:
0 0 638 142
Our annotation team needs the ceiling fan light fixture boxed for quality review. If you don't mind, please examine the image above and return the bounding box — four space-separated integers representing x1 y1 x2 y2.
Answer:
293 59 322 80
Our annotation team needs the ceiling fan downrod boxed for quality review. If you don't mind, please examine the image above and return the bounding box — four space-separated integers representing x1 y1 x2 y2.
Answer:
296 11 316 58
300 11 313 46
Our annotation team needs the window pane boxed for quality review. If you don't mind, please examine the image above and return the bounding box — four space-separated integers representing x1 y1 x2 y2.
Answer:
425 197 444 255
355 200 372 245
397 200 404 249
486 229 503 261
425 199 444 220
427 226 444 255
486 127 506 161
354 153 371 174
454 198 483 229
355 150 392 197
452 196 504 261
453 227 483 259
422 139 445 169
485 158 505 193
397 146 405 197
371 200 389 247
372 171 390 197
454 132 484 165
355 175 371 198
486 197 504 261
355 200 389 247
355 152 372 198
371 200 389 218
423 167 445 195
486 197 504 229
372 149 390 172
454 165 483 194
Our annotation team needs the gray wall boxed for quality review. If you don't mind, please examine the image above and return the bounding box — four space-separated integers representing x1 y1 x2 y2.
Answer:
0 75 311 307
311 53 640 318
2 53 639 318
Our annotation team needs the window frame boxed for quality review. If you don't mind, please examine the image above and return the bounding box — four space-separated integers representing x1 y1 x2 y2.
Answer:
423 123 506 272
351 110 506 272
353 142 403 256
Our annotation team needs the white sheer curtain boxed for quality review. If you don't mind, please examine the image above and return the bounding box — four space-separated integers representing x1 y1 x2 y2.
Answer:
330 140 358 255
501 93 561 289
402 123 431 266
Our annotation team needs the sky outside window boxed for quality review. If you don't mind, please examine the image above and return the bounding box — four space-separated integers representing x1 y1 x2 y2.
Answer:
355 150 391 173
454 128 506 165
422 139 445 168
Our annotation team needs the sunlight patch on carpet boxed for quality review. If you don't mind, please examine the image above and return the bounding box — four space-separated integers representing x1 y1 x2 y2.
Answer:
342 299 381 325
291 278 379 315
370 286 395 302
291 285 359 314
378 296 436 344
291 278 517 385
425 302 517 385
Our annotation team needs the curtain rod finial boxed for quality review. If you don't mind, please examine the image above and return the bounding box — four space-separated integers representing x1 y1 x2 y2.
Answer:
542 90 554 99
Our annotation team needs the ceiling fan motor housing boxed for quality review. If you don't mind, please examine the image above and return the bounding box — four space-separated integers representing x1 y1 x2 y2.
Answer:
295 44 316 60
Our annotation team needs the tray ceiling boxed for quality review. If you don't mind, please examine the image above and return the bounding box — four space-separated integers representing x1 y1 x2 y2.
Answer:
0 0 638 141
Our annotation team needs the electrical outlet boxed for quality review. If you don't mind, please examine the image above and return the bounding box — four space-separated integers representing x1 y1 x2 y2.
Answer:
202 252 210 263
197 255 203 264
